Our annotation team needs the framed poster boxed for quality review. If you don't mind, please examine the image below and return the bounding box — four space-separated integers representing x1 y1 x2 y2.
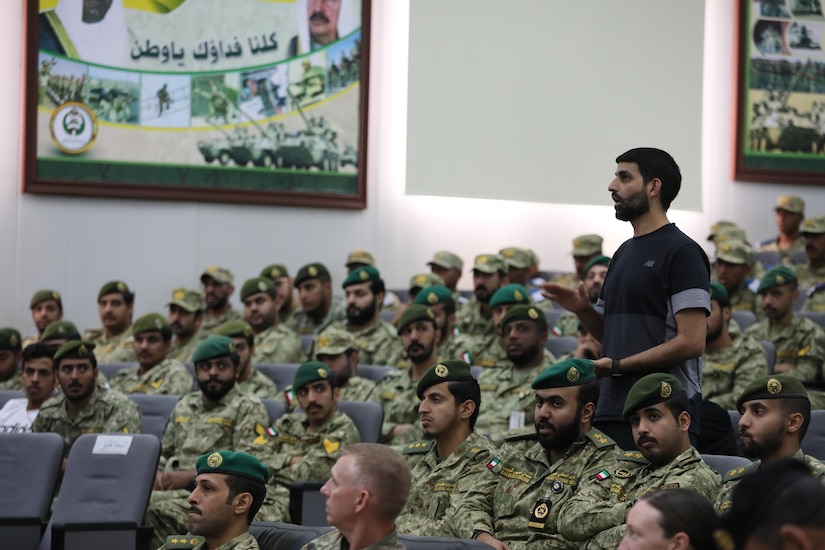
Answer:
23 0 370 209
735 0 825 184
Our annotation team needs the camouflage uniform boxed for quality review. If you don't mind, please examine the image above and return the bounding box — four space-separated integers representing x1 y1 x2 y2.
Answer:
703 332 768 410
368 369 419 443
802 283 825 312
472 334 508 369
252 324 305 365
274 376 377 413
728 282 765 321
160 532 260 550
794 263 825 288
396 432 495 536
237 368 279 400
714 449 825 512
31 387 142 456
108 359 194 395
201 309 243 333
0 376 23 391
552 312 579 337
456 297 495 338
288 295 346 336
755 234 805 263
557 447 721 549
301 529 404 550
168 331 208 363
438 331 479 365
82 327 136 363
325 320 404 366
456 429 619 549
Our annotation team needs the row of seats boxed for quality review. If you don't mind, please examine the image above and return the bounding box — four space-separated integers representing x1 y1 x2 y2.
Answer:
731 310 825 331
727 409 825 460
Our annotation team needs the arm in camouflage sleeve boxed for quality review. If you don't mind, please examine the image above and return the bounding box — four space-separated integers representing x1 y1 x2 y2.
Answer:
783 326 825 382
556 473 630 542
232 398 271 456
451 469 498 538
709 341 766 410
104 396 143 435
282 419 361 483
163 367 195 395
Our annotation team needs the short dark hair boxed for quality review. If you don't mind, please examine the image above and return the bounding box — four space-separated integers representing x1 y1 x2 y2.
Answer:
662 391 690 422
22 342 56 362
369 277 386 297
55 353 97 371
641 489 716 550
780 396 811 441
712 292 731 310
224 474 266 525
576 380 601 411
139 327 173 343
615 147 682 211
447 378 481 429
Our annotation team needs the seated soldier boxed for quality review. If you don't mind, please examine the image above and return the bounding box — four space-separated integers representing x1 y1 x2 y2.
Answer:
0 328 23 391
0 342 57 433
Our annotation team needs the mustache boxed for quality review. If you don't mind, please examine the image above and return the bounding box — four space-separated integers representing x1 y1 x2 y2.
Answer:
309 11 331 23
636 435 657 446
188 506 202 515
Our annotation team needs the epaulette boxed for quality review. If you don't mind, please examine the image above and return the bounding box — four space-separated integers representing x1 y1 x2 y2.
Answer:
618 450 649 464
464 445 492 461
402 440 435 455
804 455 825 478
808 283 825 298
584 429 616 449
722 461 758 482
503 429 538 443
164 535 205 549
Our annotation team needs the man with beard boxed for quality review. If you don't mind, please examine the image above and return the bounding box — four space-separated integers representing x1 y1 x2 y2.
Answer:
32 340 141 462
702 282 766 410
108 312 194 395
260 361 359 488
369 305 440 443
200 266 243 333
475 305 554 440
289 263 346 336
288 0 342 57
240 277 304 365
744 265 825 408
456 359 619 549
544 148 709 450
145 335 279 547
548 234 605 289
327 266 404 366
216 320 278 399
23 289 63 347
756 195 806 263
260 264 300 324
555 255 611 337
457 254 506 337
83 280 138 363
715 375 825 512
558 373 720 550
0 328 23 391
167 288 207 362
396 360 495 536
797 216 825 310
714 240 763 321
0 342 57 433
413 285 478 365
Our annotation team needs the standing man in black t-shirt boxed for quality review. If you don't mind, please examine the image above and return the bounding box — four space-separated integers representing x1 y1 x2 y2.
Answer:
543 147 710 450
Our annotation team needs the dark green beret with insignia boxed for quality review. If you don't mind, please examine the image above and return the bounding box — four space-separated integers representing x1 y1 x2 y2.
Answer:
622 373 684 419
215 319 254 340
167 288 205 313
490 284 531 308
532 358 596 389
501 305 547 332
735 374 808 410
293 361 334 391
41 320 80 342
240 277 275 301
195 449 269 484
757 265 797 294
53 340 96 362
342 265 381 288
413 285 453 307
98 280 131 300
396 304 436 335
294 262 330 286
416 359 476 399
409 272 444 291
30 289 62 310
0 328 22 351
132 312 170 335
260 263 290 279
709 281 728 301
583 255 611 277
191 335 236 364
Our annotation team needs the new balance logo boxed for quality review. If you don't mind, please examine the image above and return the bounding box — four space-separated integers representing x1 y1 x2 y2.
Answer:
644 260 656 267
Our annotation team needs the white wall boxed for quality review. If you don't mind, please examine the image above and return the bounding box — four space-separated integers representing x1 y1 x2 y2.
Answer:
3 1 825 333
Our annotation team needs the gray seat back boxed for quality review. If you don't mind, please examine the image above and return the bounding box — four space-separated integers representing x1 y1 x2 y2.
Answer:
701 453 751 476
546 336 578 358
127 393 180 440
337 400 383 443
256 364 301 391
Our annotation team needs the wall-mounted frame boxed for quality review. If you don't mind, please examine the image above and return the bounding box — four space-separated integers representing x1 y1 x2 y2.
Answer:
23 0 370 209
735 0 825 184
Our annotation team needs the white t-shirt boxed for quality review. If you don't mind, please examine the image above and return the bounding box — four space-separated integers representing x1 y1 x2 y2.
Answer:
0 398 40 433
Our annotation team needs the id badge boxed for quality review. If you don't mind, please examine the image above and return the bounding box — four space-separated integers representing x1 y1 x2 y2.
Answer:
508 411 525 430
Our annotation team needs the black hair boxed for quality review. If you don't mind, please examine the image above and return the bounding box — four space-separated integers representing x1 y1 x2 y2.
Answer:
447 378 481 429
615 147 682 211
224 474 266 524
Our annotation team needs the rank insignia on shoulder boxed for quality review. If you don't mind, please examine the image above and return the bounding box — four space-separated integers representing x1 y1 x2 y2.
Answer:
465 446 490 460
164 535 205 548
660 483 680 489
323 438 340 454
402 440 434 455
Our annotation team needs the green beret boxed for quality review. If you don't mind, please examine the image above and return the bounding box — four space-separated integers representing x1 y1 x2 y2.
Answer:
622 373 684 419
98 280 131 300
314 328 356 356
195 450 269 484
757 265 797 294
735 374 809 410
427 250 463 270
216 320 254 340
489 284 531 308
342 266 381 288
709 281 728 302
396 304 436 334
583 255 611 277
167 288 205 313
132 312 170 335
409 272 444 291
260 264 290 279
472 254 506 275
293 361 334 391
571 234 603 256
200 266 234 285
346 250 376 267
716 240 753 265
414 285 454 306
240 277 275 301
192 335 236 364
500 305 547 332
30 289 62 310
416 360 475 399
801 215 825 235
41 320 80 342
499 247 532 269
54 340 96 362
0 328 22 351
294 263 330 286
532 359 597 389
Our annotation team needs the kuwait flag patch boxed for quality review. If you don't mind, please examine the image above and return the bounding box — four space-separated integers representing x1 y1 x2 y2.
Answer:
593 469 611 481
486 457 501 470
